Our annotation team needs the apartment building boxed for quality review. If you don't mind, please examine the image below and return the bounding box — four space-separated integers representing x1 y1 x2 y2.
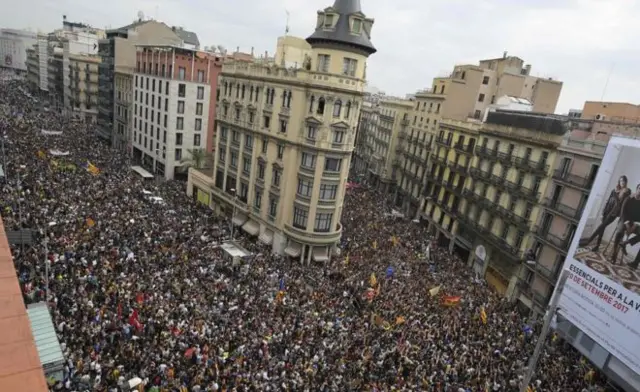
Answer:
386 55 563 217
187 0 377 260
0 28 37 73
418 111 566 295
131 45 220 179
353 97 413 192
97 19 189 148
67 54 100 123
581 101 640 123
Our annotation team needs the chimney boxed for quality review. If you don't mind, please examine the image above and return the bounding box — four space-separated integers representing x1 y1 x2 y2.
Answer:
525 64 531 75
503 51 507 59
251 47 254 56
63 15 67 21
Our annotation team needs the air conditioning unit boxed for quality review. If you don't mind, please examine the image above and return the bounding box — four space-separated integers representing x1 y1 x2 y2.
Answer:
595 113 606 121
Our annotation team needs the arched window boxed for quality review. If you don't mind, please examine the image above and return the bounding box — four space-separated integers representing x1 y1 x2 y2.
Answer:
286 91 292 108
241 84 246 99
309 96 315 113
282 90 287 106
333 99 342 117
317 97 325 115
265 87 270 104
270 89 275 105
224 81 228 95
345 101 352 119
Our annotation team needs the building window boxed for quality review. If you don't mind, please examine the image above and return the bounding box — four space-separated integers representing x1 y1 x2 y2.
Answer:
279 119 287 133
243 157 251 174
333 130 344 144
195 119 202 131
261 137 268 153
317 54 330 72
314 212 333 233
196 103 203 115
482 76 490 85
220 127 228 140
345 101 352 119
269 197 278 217
277 144 284 159
301 152 316 169
178 67 186 80
293 207 309 229
230 152 238 168
478 93 485 102
319 183 338 200
174 148 182 161
323 14 334 28
317 98 325 115
239 182 249 203
263 115 271 129
235 108 241 120
324 158 342 172
307 126 317 140
176 133 183 146
177 101 185 114
193 134 201 146
473 110 481 119
333 100 342 117
176 117 184 130
178 83 186 97
257 161 265 179
272 168 281 187
254 189 262 209
197 70 205 82
232 131 240 143
342 58 357 77
297 178 313 197
197 86 204 100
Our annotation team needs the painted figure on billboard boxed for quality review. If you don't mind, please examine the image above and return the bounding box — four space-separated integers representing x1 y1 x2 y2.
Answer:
579 175 630 254
559 138 640 376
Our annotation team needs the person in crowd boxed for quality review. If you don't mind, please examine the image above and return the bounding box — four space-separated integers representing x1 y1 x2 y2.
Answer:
0 71 613 392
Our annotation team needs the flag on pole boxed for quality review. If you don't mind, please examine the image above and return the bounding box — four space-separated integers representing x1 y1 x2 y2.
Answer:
372 240 377 250
369 273 377 287
429 285 441 297
37 150 47 159
480 306 487 324
442 296 461 306
86 161 100 175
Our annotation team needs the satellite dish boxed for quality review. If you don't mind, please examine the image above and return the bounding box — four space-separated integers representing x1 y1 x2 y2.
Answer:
137 11 145 21
217 45 225 54
209 45 216 53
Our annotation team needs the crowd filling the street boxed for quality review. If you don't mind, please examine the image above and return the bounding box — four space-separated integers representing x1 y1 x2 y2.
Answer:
0 72 613 391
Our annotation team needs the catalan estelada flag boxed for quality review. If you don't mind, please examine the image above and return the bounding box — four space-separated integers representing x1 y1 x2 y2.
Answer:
86 161 100 175
443 295 461 306
480 306 487 324
37 150 46 159
369 273 377 288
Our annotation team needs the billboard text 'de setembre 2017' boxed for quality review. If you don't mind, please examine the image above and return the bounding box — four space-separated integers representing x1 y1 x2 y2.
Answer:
556 135 640 375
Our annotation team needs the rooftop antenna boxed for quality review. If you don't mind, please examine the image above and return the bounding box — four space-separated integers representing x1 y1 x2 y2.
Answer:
285 10 290 35
600 62 615 102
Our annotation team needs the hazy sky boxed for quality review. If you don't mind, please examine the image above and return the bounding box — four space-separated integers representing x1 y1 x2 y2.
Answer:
3 0 639 113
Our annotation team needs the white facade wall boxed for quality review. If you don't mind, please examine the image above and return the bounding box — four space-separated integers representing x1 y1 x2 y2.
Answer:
132 73 210 179
0 29 37 72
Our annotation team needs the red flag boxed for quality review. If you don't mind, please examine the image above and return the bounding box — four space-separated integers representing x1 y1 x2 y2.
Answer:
129 309 143 331
136 293 144 304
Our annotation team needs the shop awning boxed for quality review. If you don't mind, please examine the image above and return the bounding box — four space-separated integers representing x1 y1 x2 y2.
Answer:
312 247 329 262
259 230 273 245
232 213 248 226
241 220 259 236
284 241 302 258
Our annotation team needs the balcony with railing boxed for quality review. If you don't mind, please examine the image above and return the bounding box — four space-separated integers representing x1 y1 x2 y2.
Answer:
469 167 490 181
454 142 472 155
541 197 581 222
432 154 447 166
475 147 514 166
532 225 571 253
435 136 451 148
514 156 549 175
503 180 540 202
458 215 524 261
486 200 531 230
447 161 468 175
552 169 594 190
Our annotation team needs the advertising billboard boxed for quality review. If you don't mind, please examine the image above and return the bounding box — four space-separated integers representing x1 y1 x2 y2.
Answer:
557 136 640 375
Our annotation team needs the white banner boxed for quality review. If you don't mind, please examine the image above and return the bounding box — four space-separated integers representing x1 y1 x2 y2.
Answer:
49 149 70 156
41 129 63 136
556 136 640 374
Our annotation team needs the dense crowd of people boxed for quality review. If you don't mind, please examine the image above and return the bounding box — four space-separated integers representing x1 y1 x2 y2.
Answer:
0 72 613 391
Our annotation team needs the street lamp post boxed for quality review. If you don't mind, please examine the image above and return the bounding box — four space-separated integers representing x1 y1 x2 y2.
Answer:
230 188 237 240
43 221 57 305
